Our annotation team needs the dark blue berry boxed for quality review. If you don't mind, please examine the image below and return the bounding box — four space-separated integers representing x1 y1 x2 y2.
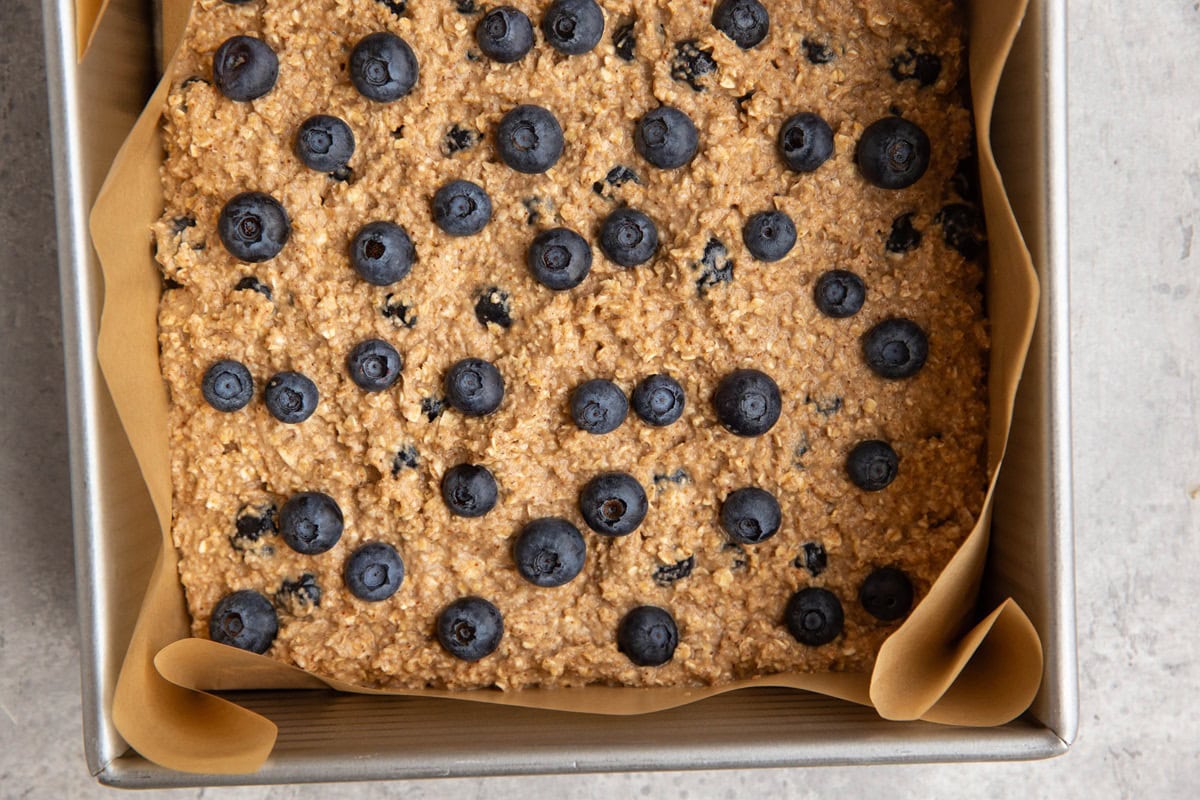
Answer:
579 471 647 536
528 227 592 290
863 318 928 378
392 445 419 475
857 117 931 190
713 369 781 437
742 210 796 262
382 295 418 327
541 0 604 55
785 587 843 646
231 504 276 550
886 212 922 253
695 237 734 294
618 605 678 666
653 555 694 586
631 374 685 426
670 40 716 91
720 487 781 545
635 107 698 170
421 396 445 421
445 358 504 416
476 6 534 63
351 221 415 286
570 379 628 434
441 463 499 517
437 597 504 661
814 270 866 318
212 36 278 101
375 0 407 16
295 115 355 173
599 208 658 267
496 105 564 174
234 276 272 299
935 203 985 260
475 286 513 328
712 0 769 49
202 359 253 412
344 542 405 601
612 21 636 61
513 517 586 587
778 112 834 173
264 371 319 423
218 192 290 263
442 124 480 156
802 38 835 64
433 179 492 236
846 440 899 491
346 339 403 392
349 32 419 102
860 567 914 621
209 590 278 653
279 491 343 555
276 573 322 609
890 49 941 87
797 542 827 576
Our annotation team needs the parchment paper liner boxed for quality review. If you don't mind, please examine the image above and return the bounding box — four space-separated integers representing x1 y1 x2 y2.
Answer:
87 0 1041 774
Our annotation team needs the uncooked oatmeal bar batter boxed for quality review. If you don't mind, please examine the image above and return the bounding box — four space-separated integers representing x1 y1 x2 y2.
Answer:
154 0 988 689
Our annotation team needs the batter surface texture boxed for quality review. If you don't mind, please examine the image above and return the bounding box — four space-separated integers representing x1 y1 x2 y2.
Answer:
156 0 987 689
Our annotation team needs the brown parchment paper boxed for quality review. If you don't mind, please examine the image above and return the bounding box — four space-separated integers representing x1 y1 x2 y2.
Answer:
89 0 1041 775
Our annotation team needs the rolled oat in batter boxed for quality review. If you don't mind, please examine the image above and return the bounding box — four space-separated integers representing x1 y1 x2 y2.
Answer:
155 0 988 689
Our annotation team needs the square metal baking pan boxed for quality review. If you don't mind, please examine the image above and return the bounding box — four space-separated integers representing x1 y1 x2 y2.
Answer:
44 0 1076 786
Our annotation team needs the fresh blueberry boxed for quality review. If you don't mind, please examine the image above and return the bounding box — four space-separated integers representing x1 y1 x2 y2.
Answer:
859 567 914 621
437 596 504 661
541 0 604 55
475 286 513 328
218 192 290 263
346 339 403 391
886 212 922 253
579 471 647 536
513 517 586 587
863 318 928 378
631 374 685 426
778 112 834 173
264 371 319 423
742 210 796 262
570 379 628 434
846 440 899 491
433 180 492 236
209 590 278 653
599 208 658 267
349 32 419 102
784 587 843 646
344 542 405 601
857 117 931 190
713 369 781 437
813 270 866 318
635 106 698 170
617 605 678 667
294 115 355 173
476 6 534 63
351 221 415 286
279 491 343 555
528 227 592 290
441 463 499 517
670 40 717 91
202 359 253 412
496 105 564 174
212 36 278 101
445 358 505 416
720 487 781 545
711 0 769 49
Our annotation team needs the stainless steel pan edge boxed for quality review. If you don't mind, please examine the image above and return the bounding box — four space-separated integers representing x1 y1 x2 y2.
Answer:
43 0 1074 786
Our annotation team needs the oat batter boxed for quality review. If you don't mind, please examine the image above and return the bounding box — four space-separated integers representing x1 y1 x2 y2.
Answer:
155 0 987 689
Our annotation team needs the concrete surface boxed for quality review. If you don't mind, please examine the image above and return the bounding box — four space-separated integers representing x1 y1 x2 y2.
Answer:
2 0 1198 797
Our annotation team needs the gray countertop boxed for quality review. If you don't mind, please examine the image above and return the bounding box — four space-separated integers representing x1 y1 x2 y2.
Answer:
1 0 1197 796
